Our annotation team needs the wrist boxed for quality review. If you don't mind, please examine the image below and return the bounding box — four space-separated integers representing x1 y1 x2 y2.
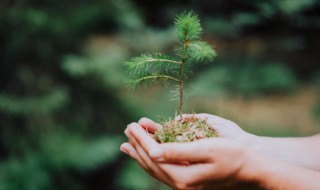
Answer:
238 148 320 190
236 147 267 186
238 147 282 189
241 134 269 155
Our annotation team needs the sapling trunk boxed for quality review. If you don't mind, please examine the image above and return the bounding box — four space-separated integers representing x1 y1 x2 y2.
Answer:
178 33 189 119
179 63 184 119
125 11 217 143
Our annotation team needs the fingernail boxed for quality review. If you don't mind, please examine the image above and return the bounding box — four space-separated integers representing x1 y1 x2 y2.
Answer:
128 122 138 127
138 117 147 123
128 124 139 134
120 147 129 155
128 123 138 131
124 128 130 137
149 148 163 159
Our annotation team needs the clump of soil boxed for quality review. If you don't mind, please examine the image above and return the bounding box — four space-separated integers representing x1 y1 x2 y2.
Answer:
153 115 217 143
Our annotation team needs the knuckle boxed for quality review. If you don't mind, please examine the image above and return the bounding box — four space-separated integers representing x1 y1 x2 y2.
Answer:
144 168 154 176
144 159 154 169
163 146 175 159
185 179 196 188
173 181 188 189
172 175 197 189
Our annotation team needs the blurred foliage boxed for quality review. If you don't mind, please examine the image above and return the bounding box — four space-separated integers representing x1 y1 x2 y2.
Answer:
190 62 298 98
0 0 319 189
62 43 130 88
0 1 137 189
313 73 320 121
0 88 68 115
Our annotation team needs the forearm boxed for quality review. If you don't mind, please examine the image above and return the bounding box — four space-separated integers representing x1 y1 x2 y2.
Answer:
248 134 320 171
243 151 320 190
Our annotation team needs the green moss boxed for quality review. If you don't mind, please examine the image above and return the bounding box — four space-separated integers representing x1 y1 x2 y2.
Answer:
154 116 216 143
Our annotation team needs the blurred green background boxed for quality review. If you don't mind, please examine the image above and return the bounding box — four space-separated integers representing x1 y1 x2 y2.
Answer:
0 0 319 189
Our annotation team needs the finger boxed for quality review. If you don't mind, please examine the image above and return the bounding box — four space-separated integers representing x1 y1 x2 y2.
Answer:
120 142 138 159
191 114 245 138
195 113 238 128
159 163 213 188
138 117 163 133
150 139 212 162
127 122 159 153
191 113 226 123
120 142 149 170
174 114 236 137
126 123 157 143
124 128 130 138
126 127 153 144
130 136 173 185
208 124 225 137
129 137 155 176
175 113 229 125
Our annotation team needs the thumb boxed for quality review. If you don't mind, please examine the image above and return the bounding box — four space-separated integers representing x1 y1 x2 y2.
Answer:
149 139 211 163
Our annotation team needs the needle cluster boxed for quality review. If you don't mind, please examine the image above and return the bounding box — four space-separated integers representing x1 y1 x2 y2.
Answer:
125 11 218 143
125 11 217 118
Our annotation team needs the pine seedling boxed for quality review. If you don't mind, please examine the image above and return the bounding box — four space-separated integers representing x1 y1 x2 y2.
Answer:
125 11 217 143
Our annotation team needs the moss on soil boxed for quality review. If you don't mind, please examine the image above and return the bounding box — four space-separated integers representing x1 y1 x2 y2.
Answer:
153 115 217 143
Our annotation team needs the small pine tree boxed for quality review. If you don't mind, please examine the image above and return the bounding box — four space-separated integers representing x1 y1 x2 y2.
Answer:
125 11 217 142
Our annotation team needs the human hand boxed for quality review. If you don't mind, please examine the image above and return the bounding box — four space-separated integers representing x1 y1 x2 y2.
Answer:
135 114 320 172
138 113 257 147
121 123 260 190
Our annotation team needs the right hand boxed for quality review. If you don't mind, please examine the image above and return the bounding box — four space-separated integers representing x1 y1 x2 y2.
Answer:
138 114 320 172
121 122 261 190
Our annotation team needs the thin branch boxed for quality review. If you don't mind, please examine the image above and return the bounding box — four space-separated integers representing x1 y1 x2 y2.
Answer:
134 75 180 83
135 58 182 67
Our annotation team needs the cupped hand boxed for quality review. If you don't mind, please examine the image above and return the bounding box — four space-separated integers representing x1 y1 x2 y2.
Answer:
121 123 260 190
138 113 257 146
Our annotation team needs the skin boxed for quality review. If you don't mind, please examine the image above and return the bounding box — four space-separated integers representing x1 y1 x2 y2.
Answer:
120 114 320 190
134 114 320 171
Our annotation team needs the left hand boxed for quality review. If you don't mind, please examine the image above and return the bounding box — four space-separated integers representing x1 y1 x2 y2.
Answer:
120 122 260 190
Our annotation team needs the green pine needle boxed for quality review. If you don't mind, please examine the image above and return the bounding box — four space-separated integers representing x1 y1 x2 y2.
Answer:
126 74 180 89
125 53 181 88
124 11 217 115
175 11 202 42
188 41 217 62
